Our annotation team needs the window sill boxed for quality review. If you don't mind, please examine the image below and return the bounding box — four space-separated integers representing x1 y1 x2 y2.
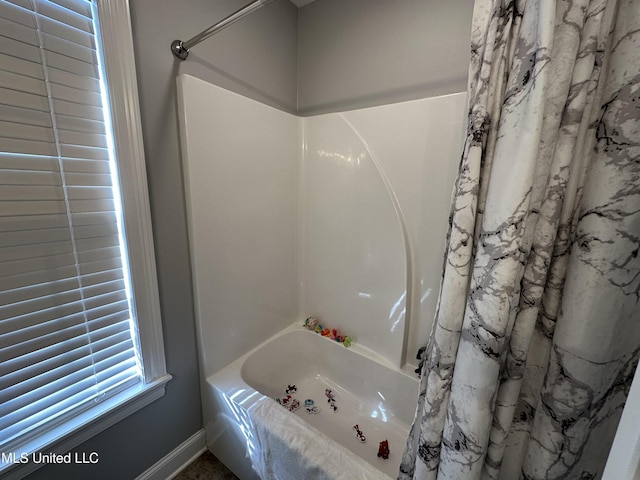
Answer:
0 374 172 480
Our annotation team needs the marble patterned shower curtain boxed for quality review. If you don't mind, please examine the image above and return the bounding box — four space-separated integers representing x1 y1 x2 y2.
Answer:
399 0 640 479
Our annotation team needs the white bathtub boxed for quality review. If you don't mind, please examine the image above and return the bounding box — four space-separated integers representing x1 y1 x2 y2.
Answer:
202 324 419 479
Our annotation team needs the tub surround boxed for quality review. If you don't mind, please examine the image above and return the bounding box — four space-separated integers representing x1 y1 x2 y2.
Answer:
177 74 465 373
176 73 465 477
177 74 299 379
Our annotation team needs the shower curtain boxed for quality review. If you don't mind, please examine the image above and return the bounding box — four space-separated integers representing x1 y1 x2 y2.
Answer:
399 0 640 479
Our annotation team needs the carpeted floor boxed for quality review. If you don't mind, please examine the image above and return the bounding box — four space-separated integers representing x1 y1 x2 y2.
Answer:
173 450 239 480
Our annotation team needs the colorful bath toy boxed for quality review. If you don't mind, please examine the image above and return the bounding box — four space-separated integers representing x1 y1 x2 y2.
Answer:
302 317 352 347
304 317 318 330
288 399 300 412
353 424 366 443
377 439 390 459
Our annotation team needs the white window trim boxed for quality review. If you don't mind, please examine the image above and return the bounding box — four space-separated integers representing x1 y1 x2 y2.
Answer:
2 1 170 479
94 0 167 384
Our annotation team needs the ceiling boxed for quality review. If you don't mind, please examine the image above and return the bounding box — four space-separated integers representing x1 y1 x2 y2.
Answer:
289 0 317 7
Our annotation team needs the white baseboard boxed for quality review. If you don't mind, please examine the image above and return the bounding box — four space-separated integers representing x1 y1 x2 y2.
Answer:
135 429 207 480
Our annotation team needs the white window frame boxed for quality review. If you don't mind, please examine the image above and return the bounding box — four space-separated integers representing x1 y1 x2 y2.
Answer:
2 1 170 478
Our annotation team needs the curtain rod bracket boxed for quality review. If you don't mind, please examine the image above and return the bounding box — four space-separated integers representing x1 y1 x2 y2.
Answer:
170 0 274 61
171 40 189 60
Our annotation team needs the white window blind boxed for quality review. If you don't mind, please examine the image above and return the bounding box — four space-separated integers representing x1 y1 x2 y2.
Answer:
0 0 143 453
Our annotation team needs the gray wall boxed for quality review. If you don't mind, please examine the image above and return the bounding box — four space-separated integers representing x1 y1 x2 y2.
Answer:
22 1 472 478
23 1 298 480
297 0 474 115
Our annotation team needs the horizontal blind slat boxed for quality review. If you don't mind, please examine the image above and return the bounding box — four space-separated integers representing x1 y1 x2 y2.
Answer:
0 0 143 453
2 344 138 412
1 315 131 386
69 198 115 214
77 245 122 263
0 53 42 80
48 0 92 20
2 322 90 374
52 98 103 121
0 277 77 308
35 2 93 34
0 277 125 325
0 104 52 128
60 145 109 161
0 251 75 278
0 170 61 186
0 284 79 323
0 184 64 201
44 50 98 78
0 200 67 217
0 355 94 406
1 298 130 359
0 1 35 28
59 130 107 149
62 158 110 174
0 155 58 172
0 376 100 441
0 226 71 247
39 15 93 49
50 81 101 105
0 120 55 143
0 69 47 96
0 318 88 364
81 269 125 288
79 259 123 278
0 15 38 45
0 87 50 112
4 1 33 11
76 236 120 253
65 172 113 187
0 35 40 63
41 32 96 64
48 65 100 93
0 264 77 292
0 138 57 157
0 340 90 392
0 238 72 263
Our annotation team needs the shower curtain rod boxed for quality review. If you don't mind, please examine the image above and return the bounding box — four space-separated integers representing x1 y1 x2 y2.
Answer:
171 0 275 60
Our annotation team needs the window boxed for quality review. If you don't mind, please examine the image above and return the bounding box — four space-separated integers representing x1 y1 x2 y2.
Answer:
0 1 169 478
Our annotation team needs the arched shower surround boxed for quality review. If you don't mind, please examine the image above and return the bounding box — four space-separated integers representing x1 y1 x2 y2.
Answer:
177 73 465 377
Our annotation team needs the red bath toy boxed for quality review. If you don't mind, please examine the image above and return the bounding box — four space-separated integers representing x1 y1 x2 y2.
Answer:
377 439 390 459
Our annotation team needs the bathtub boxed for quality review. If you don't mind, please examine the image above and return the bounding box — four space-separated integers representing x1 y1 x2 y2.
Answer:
202 324 419 479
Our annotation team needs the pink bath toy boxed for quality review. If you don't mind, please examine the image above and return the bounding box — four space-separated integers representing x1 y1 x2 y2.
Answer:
288 399 300 412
